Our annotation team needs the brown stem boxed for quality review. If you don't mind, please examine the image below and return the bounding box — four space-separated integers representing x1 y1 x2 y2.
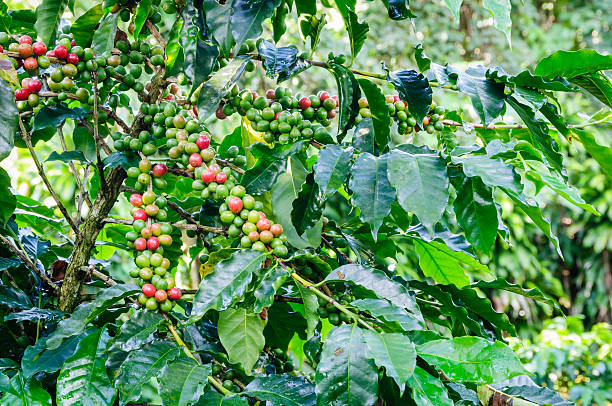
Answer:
57 126 93 210
18 118 79 234
103 217 225 234
146 20 167 47
93 72 109 195
79 119 113 155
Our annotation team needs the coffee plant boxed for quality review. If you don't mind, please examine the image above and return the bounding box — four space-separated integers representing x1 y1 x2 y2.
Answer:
0 0 610 404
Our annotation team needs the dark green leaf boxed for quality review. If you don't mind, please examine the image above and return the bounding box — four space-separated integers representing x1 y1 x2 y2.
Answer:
350 152 396 239
195 391 248 405
202 0 234 54
197 56 251 121
351 298 425 331
291 171 324 235
159 357 212 406
0 372 52 405
107 311 164 371
452 153 523 194
33 105 88 131
189 250 267 323
295 281 319 338
103 151 140 170
0 285 32 309
70 4 103 47
329 63 361 136
116 340 180 405
91 12 118 55
231 0 282 51
271 1 288 42
133 0 151 38
358 79 391 150
253 266 289 312
570 72 612 107
346 8 368 65
22 330 87 379
351 117 375 154
456 66 505 124
0 79 18 162
45 150 89 164
453 177 498 252
56 328 116 405
0 168 15 225
414 44 431 72
315 325 378 405
417 336 528 384
242 141 304 195
472 278 562 313
363 330 416 393
313 144 353 199
243 374 316 406
218 307 265 372
381 0 415 19
534 49 612 78
191 40 221 96
407 367 453 406
385 68 432 125
5 308 65 323
257 40 310 82
387 148 448 234
34 0 68 45
500 385 574 406
510 70 577 92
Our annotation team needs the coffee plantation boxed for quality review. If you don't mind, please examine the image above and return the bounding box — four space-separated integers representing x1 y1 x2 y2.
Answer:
0 0 610 404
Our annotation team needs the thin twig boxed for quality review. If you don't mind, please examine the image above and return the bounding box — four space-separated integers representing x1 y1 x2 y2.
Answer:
0 235 61 295
79 119 113 155
103 217 225 234
98 105 131 133
18 118 79 234
146 20 167 47
57 126 92 210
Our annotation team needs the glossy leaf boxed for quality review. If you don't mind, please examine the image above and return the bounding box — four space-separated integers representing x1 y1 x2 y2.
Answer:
456 66 505 124
387 148 449 234
324 264 422 317
417 336 528 384
570 72 612 108
33 106 88 132
472 278 562 313
483 0 511 43
253 266 289 312
315 324 378 406
191 40 220 96
218 307 265 372
0 372 52 405
196 56 251 121
231 0 282 51
203 0 234 54
453 177 498 252
363 330 416 393
159 357 212 406
351 298 425 331
349 152 396 239
0 168 15 225
243 374 316 406
91 12 118 55
407 367 453 406
291 171 324 235
133 0 151 38
499 385 574 406
34 0 68 45
534 49 612 78
56 329 115 405
358 79 391 150
386 69 432 125
115 340 180 405
573 128 612 179
258 40 310 82
313 144 354 198
329 63 361 136
452 153 523 194
295 281 319 338
0 79 18 162
189 250 267 323
5 308 64 323
346 7 369 65
45 151 89 164
22 331 87 379
70 4 103 47
381 0 415 19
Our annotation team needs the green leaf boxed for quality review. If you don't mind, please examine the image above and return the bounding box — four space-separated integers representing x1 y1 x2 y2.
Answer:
569 72 612 107
346 7 368 65
0 372 52 406
453 177 498 252
500 385 574 406
0 285 32 309
417 336 528 384
56 329 116 406
231 0 281 51
452 153 523 194
349 152 396 239
189 250 267 323
0 257 21 271
91 12 118 56
456 66 505 124
471 278 562 313
165 18 184 74
33 106 88 132
263 302 307 350
159 357 212 406
22 331 87 379
202 0 234 54
315 324 378 405
195 391 248 405
313 144 353 199
69 4 103 47
253 266 289 312
34 0 68 45
0 54 19 87
351 298 425 332
291 171 324 235
387 148 449 234
483 0 511 44
329 63 361 136
534 49 612 78
324 264 422 317
243 374 316 406
572 128 612 179
381 0 415 19
257 40 310 82
45 150 89 164
196 56 251 121
509 70 577 92
133 0 151 38
385 69 432 125
358 79 391 150
218 307 265 372
363 331 416 393
190 40 220 96
407 367 453 406
414 239 488 287
5 308 65 323
444 0 462 21
0 168 16 225
295 281 319 338
0 79 18 162
351 117 375 154
115 340 180 405
507 96 564 174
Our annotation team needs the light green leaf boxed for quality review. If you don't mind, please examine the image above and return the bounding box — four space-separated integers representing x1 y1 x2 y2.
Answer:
34 0 68 45
0 168 16 225
417 336 528 384
572 128 612 179
217 307 265 372
452 153 523 193
387 148 449 234
315 324 378 406
346 7 368 65
69 4 103 46
295 281 319 338
363 330 416 393
407 367 453 406
133 0 151 38
91 12 118 56
534 49 612 78
483 0 511 44
0 372 52 405
444 0 463 21
351 298 425 332
159 357 212 406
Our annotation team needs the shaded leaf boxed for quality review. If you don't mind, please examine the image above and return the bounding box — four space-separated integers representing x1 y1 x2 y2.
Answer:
386 68 432 125
329 63 361 136
452 153 522 194
70 4 103 47
453 177 498 252
253 266 289 312
0 285 33 309
363 330 416 393
257 40 310 82
159 357 212 406
351 298 425 331
313 144 353 198
22 331 87 379
346 7 368 65
407 367 453 406
0 168 15 225
381 0 415 19
291 171 324 235
45 150 89 164
5 308 65 323
0 79 18 162
472 278 562 313
231 0 282 51
34 0 68 45
456 65 505 124
570 72 612 108
33 105 88 131
91 12 118 55
358 79 391 150
202 0 234 54
243 374 316 406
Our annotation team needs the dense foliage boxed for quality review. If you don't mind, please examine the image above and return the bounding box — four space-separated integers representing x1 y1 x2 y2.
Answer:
0 0 610 404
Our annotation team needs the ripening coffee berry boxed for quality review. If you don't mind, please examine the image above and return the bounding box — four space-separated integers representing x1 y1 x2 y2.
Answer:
147 237 160 250
215 172 227 184
196 135 210 150
152 163 168 177
227 197 243 214
54 45 68 59
133 209 147 221
168 287 182 300
201 168 215 183
134 237 147 251
155 290 168 303
130 194 143 207
142 284 156 297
